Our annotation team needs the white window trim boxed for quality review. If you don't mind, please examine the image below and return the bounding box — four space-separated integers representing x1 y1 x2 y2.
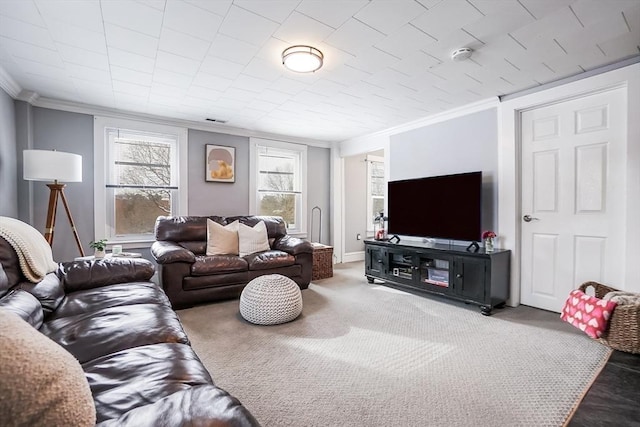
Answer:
94 116 188 248
366 154 385 234
249 137 307 238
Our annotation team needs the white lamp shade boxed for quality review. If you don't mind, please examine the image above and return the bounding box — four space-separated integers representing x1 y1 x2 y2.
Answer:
282 45 323 73
23 150 83 182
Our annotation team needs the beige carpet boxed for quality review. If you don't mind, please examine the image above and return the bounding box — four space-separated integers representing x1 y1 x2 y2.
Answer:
178 262 610 427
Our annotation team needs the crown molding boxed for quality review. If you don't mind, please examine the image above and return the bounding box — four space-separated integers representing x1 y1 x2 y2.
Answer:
26 95 334 149
0 65 21 98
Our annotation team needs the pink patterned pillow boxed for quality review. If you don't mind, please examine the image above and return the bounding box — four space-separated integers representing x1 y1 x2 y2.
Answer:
560 289 617 339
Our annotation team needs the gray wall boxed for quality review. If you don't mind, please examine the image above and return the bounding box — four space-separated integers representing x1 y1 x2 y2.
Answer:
0 88 16 217
344 154 367 253
15 106 95 261
389 108 498 241
307 146 331 245
187 129 250 216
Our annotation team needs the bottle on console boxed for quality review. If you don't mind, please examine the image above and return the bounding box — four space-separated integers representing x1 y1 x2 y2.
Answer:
374 212 388 241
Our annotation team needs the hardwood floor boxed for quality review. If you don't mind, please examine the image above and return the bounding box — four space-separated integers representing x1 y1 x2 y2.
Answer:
568 350 640 426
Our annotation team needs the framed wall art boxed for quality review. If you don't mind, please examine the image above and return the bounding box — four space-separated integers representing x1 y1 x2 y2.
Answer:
205 144 235 183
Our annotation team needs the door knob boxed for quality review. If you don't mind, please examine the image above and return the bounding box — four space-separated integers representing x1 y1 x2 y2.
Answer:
523 214 539 222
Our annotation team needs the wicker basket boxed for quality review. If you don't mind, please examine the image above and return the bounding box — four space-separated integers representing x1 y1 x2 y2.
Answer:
312 244 333 281
579 281 640 354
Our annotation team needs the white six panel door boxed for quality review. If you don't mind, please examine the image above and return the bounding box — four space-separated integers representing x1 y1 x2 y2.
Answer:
520 88 626 312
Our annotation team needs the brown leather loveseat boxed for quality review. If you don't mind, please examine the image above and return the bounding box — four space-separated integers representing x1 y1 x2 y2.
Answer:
0 236 259 426
151 215 313 309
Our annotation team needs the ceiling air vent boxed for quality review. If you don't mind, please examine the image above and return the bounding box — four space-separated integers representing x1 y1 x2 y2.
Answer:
205 118 227 124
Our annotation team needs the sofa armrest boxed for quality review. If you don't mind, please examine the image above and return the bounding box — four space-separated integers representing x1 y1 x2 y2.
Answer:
59 258 155 293
273 235 313 256
96 385 260 427
152 241 196 264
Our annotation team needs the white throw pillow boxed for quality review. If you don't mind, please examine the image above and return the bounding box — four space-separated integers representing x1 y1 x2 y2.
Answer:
238 221 270 256
206 219 239 255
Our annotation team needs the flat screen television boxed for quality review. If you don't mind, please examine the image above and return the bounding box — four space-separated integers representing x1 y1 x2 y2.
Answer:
387 171 482 242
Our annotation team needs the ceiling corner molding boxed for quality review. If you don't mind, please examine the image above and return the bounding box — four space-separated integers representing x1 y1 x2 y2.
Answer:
16 90 39 103
31 96 333 148
0 65 21 98
339 97 500 157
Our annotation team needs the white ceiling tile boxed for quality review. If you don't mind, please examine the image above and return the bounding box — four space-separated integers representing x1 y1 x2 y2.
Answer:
187 84 223 101
57 43 110 70
218 5 279 46
223 86 263 101
243 57 284 82
105 23 159 58
268 76 310 95
323 63 371 86
346 46 399 74
101 0 164 37
209 34 260 65
181 95 217 108
273 11 335 45
114 91 149 105
0 15 57 50
200 55 245 79
296 0 368 29
232 74 277 93
13 57 68 80
34 0 103 32
155 50 201 75
510 6 583 49
375 24 437 58
191 72 233 91
163 0 223 41
0 1 46 27
113 79 151 97
419 29 478 61
108 48 156 74
46 20 107 54
307 79 348 96
234 0 298 23
184 0 233 17
463 1 534 43
0 37 64 68
110 65 153 86
151 82 187 98
137 0 167 11
256 88 292 104
355 0 426 35
73 80 113 95
153 68 194 88
159 28 211 60
247 98 279 112
516 0 573 20
597 26 640 59
325 18 386 55
571 0 639 27
389 51 442 77
149 92 184 107
410 0 483 42
557 13 630 55
66 63 112 83
254 36 291 62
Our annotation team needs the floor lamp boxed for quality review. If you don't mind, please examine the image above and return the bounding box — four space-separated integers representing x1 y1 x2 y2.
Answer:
23 149 85 256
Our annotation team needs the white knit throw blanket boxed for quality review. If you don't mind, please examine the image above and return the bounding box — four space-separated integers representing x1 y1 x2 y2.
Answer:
0 216 58 283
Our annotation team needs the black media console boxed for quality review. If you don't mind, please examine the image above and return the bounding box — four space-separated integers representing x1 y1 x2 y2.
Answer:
364 239 510 315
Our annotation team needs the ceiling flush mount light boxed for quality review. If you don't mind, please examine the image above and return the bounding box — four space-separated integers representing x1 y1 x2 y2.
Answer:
282 45 323 73
451 47 473 62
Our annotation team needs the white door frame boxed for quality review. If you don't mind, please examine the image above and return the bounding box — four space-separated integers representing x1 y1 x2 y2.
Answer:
499 63 640 306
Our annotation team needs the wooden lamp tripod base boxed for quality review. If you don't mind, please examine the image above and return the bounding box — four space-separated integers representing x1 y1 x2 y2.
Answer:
44 182 85 257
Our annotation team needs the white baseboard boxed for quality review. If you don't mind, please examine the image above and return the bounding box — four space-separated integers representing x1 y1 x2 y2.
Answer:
343 251 364 263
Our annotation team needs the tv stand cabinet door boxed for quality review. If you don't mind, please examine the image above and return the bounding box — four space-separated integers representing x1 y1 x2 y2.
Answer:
365 244 387 279
453 256 487 303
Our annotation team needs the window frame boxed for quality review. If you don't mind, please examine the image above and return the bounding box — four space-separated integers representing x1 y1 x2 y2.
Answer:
249 137 307 237
94 117 188 248
366 155 385 233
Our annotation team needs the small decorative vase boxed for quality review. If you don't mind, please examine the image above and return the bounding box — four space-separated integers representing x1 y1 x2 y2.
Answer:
94 249 106 259
485 238 494 253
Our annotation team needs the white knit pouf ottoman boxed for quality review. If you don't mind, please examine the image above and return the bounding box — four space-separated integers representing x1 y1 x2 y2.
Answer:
240 274 303 325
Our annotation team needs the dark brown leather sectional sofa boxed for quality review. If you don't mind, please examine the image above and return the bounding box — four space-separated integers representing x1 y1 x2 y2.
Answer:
151 215 313 309
0 236 259 426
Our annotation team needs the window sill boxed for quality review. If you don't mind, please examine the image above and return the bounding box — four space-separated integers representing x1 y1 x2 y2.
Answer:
107 240 153 250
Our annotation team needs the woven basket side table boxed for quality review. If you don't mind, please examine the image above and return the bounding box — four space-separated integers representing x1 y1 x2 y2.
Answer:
312 243 333 281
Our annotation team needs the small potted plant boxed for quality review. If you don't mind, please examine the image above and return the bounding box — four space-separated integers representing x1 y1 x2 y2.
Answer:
89 239 108 259
482 231 496 252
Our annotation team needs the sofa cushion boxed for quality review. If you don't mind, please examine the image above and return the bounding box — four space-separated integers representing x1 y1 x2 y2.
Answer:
191 255 248 276
0 289 44 328
17 272 66 314
245 250 295 271
238 221 270 256
206 219 239 255
0 310 96 427
96 384 260 427
82 343 212 424
40 304 189 363
183 272 249 291
49 282 171 320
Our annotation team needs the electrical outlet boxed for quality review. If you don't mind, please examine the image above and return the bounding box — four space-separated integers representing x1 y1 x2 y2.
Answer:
356 233 362 240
